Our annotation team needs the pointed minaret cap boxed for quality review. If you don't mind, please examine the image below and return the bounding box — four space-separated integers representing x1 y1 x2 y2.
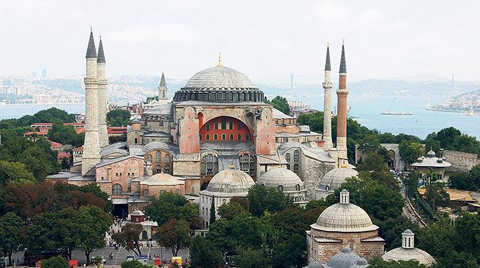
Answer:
339 39 347 73
159 72 167 87
97 36 106 63
86 28 97 58
325 42 331 71
217 52 223 67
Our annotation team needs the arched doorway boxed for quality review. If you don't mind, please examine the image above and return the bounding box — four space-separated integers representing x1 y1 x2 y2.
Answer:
388 150 396 170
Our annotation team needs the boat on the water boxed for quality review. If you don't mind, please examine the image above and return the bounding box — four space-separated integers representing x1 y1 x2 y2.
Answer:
380 98 413 116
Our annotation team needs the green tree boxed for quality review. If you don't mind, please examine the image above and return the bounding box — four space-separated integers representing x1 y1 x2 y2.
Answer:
112 223 144 256
210 197 216 225
77 206 112 265
272 233 306 268
449 172 474 191
61 157 70 170
266 96 290 115
0 212 24 266
121 260 154 268
297 111 323 132
436 127 461 149
357 152 398 190
41 256 70 268
156 219 191 256
0 160 35 186
375 216 421 250
234 248 272 268
47 122 79 146
189 236 224 268
247 184 294 217
107 109 131 127
424 184 450 210
218 202 247 220
399 140 423 166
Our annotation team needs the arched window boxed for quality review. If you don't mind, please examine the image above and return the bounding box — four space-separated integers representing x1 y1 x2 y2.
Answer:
164 165 170 174
214 134 218 140
144 189 149 199
238 134 242 140
277 185 284 192
112 184 123 195
201 154 219 176
206 123 210 130
222 134 226 140
221 119 227 129
165 154 171 163
293 164 299 174
230 134 234 140
229 122 233 129
239 153 256 177
285 153 291 162
156 165 161 174
294 150 300 162
156 152 161 163
295 184 301 191
147 154 152 163
206 134 210 140
214 122 219 129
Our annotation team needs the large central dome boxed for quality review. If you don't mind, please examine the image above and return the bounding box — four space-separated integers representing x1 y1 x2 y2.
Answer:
173 65 265 103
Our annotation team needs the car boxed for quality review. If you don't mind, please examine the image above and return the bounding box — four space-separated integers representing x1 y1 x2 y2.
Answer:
125 255 136 262
91 256 106 265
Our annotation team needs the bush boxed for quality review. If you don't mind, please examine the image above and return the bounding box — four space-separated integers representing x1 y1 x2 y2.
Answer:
121 260 154 268
41 256 69 268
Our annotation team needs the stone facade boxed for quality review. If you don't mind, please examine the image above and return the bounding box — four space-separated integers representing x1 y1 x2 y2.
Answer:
443 149 479 172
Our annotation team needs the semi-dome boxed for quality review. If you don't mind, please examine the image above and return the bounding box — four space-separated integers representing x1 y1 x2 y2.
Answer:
314 190 377 232
318 167 358 191
324 247 367 268
173 65 265 103
383 229 436 266
257 168 304 191
141 173 185 186
206 165 255 194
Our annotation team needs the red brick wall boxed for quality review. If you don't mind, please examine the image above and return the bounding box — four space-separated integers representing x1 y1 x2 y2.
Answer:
199 116 252 142
179 107 200 153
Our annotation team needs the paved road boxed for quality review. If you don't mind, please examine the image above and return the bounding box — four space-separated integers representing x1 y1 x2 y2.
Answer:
11 247 189 267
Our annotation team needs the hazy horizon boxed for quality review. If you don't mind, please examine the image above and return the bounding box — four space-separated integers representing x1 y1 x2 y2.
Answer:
2 0 480 83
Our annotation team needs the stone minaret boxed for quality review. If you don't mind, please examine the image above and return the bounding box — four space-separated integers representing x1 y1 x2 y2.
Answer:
82 29 101 175
158 72 168 105
336 41 348 166
97 36 109 148
322 44 333 150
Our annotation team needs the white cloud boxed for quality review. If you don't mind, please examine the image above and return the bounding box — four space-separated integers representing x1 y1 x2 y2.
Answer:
105 24 195 44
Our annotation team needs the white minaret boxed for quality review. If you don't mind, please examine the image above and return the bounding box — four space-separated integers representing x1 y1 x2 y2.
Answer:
322 43 333 150
97 36 109 148
158 72 168 105
402 229 415 249
82 29 101 176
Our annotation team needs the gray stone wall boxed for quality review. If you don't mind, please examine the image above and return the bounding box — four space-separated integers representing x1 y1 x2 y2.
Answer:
444 150 479 172
303 156 335 200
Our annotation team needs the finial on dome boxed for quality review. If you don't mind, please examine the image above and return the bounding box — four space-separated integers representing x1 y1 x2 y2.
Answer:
90 25 93 31
340 189 350 204
217 52 223 67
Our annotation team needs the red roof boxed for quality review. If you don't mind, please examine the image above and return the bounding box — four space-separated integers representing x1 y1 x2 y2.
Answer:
31 123 53 127
73 147 84 152
50 141 63 148
24 131 48 136
57 152 71 159
108 127 127 134
64 123 85 127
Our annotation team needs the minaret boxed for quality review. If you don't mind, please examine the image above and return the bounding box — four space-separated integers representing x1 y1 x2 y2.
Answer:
82 29 101 175
97 36 109 148
322 43 333 150
336 41 348 166
158 72 168 105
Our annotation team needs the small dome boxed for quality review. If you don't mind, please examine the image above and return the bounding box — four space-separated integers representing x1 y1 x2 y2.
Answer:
314 190 377 232
427 150 436 157
130 210 144 216
325 247 364 268
206 166 255 194
143 141 172 153
383 248 436 266
257 168 304 191
307 261 323 268
318 168 358 191
350 259 368 268
141 173 185 186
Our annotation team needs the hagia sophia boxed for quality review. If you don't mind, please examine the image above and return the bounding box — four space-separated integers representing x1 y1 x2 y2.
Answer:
47 30 437 266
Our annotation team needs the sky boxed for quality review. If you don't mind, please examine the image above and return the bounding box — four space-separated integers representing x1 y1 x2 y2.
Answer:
2 0 480 82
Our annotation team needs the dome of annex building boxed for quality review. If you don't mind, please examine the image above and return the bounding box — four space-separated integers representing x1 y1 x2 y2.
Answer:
206 165 255 194
382 229 436 266
314 190 377 232
318 167 358 191
141 173 185 186
173 64 265 103
324 247 368 268
257 167 305 192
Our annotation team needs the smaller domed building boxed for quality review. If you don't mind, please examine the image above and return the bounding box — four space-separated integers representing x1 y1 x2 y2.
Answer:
323 247 368 268
307 189 384 264
140 173 185 199
411 150 451 182
383 229 436 266
199 165 255 228
257 167 307 206
316 167 358 200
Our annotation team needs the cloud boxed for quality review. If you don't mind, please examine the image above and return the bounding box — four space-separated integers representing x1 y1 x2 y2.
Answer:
315 0 351 22
105 24 195 44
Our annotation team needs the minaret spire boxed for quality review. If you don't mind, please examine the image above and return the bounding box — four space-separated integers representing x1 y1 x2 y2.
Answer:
86 29 97 58
97 36 106 63
322 42 333 150
158 72 169 104
339 40 347 73
336 40 349 167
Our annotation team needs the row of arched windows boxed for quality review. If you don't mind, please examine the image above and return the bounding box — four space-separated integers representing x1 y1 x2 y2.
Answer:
201 153 256 177
285 150 300 175
200 133 250 141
